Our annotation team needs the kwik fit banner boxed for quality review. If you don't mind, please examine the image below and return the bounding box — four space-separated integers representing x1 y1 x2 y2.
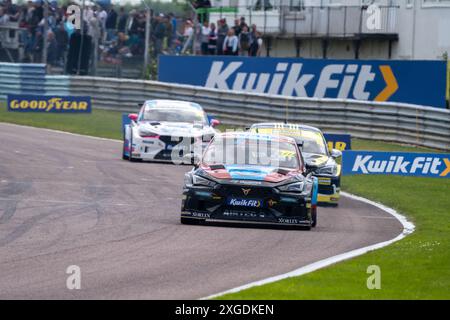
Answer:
158 56 447 108
342 151 450 178
7 94 91 113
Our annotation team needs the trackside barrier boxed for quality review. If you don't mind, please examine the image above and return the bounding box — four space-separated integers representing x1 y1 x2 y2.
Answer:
0 68 449 151
66 76 450 151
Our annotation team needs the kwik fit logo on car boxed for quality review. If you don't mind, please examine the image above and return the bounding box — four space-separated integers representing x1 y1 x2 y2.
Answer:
158 56 447 107
342 151 450 178
227 198 262 208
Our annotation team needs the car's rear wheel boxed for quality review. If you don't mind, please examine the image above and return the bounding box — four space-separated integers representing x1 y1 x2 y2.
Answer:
311 207 317 227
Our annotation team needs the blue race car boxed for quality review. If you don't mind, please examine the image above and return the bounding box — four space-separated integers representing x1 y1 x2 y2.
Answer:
181 132 319 229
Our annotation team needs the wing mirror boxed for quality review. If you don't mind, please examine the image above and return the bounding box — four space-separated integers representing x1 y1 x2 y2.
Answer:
305 162 319 172
330 149 342 159
128 113 138 121
210 119 220 127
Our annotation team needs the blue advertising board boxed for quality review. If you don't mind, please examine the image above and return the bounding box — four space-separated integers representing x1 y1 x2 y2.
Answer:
342 151 450 178
323 133 351 151
158 56 447 108
7 94 91 113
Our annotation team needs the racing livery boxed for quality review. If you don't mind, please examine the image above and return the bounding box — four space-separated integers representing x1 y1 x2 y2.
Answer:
250 123 342 206
123 100 219 163
181 132 319 229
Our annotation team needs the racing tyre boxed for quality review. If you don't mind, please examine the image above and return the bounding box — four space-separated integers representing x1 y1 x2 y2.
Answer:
181 217 202 225
311 207 317 227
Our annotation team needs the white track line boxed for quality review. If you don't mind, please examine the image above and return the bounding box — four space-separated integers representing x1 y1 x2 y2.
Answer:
201 192 415 300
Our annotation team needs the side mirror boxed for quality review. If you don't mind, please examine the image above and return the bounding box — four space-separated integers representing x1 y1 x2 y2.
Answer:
305 162 319 172
128 113 138 121
210 119 220 127
330 149 342 159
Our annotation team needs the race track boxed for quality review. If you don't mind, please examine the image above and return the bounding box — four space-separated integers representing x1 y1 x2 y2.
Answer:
0 123 403 299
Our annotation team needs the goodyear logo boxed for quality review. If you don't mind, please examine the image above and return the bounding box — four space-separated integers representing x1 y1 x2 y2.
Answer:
7 94 91 113
342 151 450 178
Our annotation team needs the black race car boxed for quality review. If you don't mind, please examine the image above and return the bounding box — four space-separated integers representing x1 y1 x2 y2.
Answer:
181 132 319 229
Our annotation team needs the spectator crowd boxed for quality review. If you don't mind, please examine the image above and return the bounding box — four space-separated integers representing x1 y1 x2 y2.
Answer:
0 0 264 71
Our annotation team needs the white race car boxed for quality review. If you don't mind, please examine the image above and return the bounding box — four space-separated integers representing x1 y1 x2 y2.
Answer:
122 100 220 163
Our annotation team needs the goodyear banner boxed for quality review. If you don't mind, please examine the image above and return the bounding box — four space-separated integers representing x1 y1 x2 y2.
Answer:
342 151 450 178
158 56 447 108
323 133 351 151
7 94 91 113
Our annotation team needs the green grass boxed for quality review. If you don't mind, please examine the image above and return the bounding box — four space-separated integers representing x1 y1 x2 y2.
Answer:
0 102 124 140
1 102 449 299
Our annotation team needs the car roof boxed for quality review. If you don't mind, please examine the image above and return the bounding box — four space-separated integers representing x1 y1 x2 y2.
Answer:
251 122 323 133
216 131 298 144
143 99 203 110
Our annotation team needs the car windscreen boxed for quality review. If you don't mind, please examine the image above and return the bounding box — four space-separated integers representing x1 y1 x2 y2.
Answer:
202 136 300 169
142 107 207 123
297 130 327 155
252 127 327 155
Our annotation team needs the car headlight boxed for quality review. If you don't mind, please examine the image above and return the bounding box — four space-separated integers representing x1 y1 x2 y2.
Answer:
184 173 193 186
278 181 304 193
192 174 216 187
138 129 159 137
316 165 337 176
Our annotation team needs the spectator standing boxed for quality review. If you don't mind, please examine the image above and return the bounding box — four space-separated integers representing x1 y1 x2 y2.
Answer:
232 19 241 37
97 6 107 41
222 29 238 56
153 14 166 57
0 7 10 25
105 5 117 41
5 0 19 22
249 31 263 57
216 18 228 56
239 25 251 56
127 10 139 36
200 20 210 55
55 22 68 66
207 22 217 55
117 7 127 33
46 31 58 66
167 12 177 53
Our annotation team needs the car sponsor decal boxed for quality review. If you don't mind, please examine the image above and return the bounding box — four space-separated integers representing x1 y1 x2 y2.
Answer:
227 197 263 208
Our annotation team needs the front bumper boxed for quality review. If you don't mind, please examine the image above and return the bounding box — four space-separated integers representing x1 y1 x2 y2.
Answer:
127 135 208 163
181 183 313 228
315 175 341 205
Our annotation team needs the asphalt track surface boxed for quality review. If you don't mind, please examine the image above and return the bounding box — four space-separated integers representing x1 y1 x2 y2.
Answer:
0 123 403 299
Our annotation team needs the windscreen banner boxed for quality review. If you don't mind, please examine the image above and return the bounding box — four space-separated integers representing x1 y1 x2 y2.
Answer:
7 94 91 113
342 151 450 178
158 56 447 108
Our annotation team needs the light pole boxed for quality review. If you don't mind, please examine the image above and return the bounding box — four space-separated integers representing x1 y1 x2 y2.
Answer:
42 0 49 64
143 1 152 79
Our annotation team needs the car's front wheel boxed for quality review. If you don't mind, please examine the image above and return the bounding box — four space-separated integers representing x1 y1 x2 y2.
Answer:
181 217 203 225
311 207 317 227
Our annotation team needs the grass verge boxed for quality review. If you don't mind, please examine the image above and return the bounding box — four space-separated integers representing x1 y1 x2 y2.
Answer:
1 103 449 299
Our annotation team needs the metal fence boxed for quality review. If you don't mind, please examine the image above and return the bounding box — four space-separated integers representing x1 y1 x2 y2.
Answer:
207 3 399 37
